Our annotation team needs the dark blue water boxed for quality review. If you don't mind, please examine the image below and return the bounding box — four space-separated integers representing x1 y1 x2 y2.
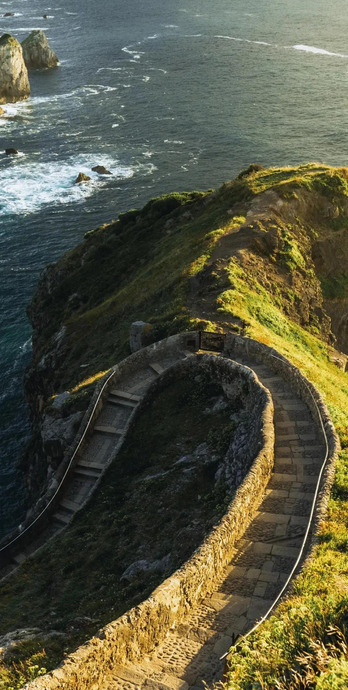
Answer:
1 0 348 537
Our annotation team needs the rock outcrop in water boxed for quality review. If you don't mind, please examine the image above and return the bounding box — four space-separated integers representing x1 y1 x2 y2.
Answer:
21 30 59 69
0 33 30 104
75 172 91 184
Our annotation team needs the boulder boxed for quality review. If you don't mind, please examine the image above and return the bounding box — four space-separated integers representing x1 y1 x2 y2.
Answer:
92 165 112 175
21 30 59 69
0 107 5 114
4 12 14 17
0 34 30 104
5 147 18 155
74 172 91 184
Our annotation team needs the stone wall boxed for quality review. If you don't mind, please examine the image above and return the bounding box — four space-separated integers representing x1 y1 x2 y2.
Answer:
23 352 274 690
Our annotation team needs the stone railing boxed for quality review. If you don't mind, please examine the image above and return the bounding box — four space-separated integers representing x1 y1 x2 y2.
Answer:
24 352 274 690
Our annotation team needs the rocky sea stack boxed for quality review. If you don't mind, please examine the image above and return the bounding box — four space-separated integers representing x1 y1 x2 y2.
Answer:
0 33 30 104
21 30 59 69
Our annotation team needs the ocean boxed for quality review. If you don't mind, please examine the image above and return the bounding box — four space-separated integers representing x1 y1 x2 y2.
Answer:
1 0 348 537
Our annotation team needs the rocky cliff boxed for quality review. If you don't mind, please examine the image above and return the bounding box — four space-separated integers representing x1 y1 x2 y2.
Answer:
0 33 30 103
21 30 59 70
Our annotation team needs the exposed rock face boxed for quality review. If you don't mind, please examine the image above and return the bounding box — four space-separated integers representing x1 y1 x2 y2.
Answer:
92 165 112 175
0 33 30 104
21 30 59 69
75 172 91 184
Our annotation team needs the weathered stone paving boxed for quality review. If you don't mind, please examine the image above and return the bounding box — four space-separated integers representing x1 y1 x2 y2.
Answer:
102 357 325 690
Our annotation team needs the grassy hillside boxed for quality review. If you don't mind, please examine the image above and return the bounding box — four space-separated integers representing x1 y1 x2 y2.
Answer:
5 163 348 688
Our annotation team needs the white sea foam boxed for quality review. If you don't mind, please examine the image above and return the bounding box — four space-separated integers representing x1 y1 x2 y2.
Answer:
215 35 271 46
148 67 167 74
122 43 145 60
97 67 125 73
0 101 33 117
19 337 32 355
164 139 184 144
62 131 84 137
27 84 118 106
293 44 348 58
0 154 134 216
14 26 50 32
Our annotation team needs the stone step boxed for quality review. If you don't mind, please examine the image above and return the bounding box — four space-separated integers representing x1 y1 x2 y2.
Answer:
109 388 141 402
270 473 297 483
109 664 148 686
94 425 124 435
128 377 155 393
110 661 190 689
256 511 290 524
60 498 82 513
77 459 105 471
74 466 100 479
107 396 137 408
53 511 71 525
149 362 165 375
257 375 283 383
280 402 308 411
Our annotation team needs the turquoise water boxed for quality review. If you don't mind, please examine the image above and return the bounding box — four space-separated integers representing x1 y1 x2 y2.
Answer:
1 0 348 536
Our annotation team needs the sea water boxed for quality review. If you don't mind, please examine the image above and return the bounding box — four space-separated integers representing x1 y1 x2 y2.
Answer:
1 0 348 537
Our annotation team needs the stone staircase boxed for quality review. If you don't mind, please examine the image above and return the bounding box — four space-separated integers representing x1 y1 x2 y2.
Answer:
3 350 188 576
101 358 325 689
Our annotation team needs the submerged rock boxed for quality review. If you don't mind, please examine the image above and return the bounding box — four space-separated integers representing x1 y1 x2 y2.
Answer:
5 147 18 155
75 172 91 184
3 12 14 17
21 29 59 69
0 33 30 104
92 165 112 175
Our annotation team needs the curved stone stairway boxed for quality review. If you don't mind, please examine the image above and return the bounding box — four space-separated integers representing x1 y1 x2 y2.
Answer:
2 350 187 577
101 355 325 690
